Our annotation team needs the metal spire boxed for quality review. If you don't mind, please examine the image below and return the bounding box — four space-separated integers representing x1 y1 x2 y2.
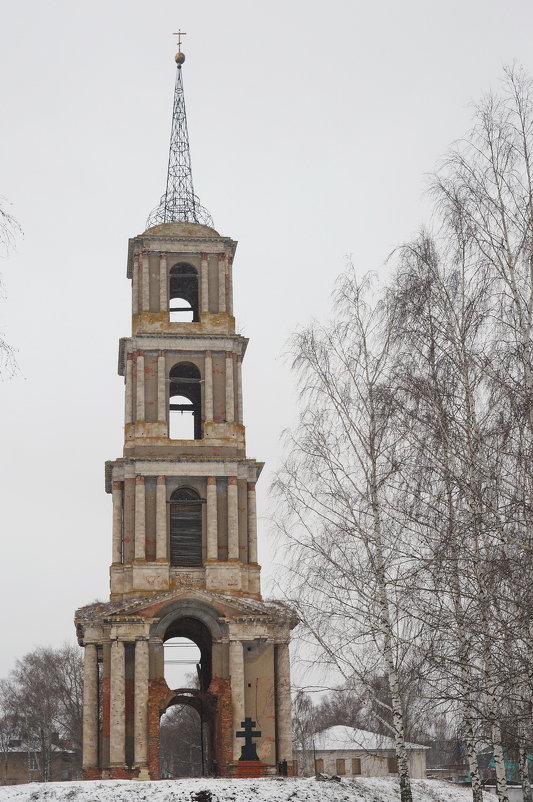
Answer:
146 33 213 229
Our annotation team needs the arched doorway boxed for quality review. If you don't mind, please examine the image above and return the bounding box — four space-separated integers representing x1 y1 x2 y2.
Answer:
160 698 205 778
159 618 217 777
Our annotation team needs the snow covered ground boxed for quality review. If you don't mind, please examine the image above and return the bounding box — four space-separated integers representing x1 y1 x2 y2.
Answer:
0 777 476 802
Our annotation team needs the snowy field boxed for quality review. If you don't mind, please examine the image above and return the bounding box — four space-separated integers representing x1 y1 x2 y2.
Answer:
0 777 476 802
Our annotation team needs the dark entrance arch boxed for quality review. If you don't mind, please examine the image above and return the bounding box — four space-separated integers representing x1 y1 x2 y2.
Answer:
157 616 218 777
160 690 217 777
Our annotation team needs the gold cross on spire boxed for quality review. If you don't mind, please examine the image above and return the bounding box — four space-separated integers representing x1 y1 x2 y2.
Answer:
173 29 186 50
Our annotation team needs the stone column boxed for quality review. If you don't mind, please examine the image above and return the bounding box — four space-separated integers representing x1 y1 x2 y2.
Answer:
112 481 123 564
135 476 146 560
200 253 209 316
227 477 239 560
141 251 150 312
247 482 257 564
225 352 235 423
275 642 293 764
125 354 133 425
229 640 245 761
236 355 243 425
136 352 145 422
218 254 226 313
159 252 167 313
206 477 218 560
156 476 167 561
227 255 234 316
204 351 213 422
82 643 98 769
134 639 149 770
109 639 125 766
157 351 166 424
132 254 139 315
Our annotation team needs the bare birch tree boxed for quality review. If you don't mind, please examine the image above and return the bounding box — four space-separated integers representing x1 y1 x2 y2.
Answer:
0 195 21 378
0 644 83 782
274 270 416 802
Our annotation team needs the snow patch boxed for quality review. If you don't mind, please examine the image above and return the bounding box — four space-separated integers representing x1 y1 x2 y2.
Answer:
0 777 477 802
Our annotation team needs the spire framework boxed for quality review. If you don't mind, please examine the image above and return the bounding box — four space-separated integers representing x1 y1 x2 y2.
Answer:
146 58 213 229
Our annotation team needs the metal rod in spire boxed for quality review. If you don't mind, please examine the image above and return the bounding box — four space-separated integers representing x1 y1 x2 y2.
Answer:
146 39 213 229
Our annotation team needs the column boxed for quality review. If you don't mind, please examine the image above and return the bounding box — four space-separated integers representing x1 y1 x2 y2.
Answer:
236 355 243 425
141 251 150 312
135 476 146 561
134 640 149 768
218 254 226 313
225 352 235 423
136 352 145 422
82 644 98 769
229 640 245 761
227 255 234 316
159 252 167 313
204 351 213 422
125 354 133 425
157 351 166 424
156 476 167 561
109 640 125 766
200 253 209 315
206 477 218 560
132 254 139 315
227 477 239 560
247 482 257 564
112 481 123 564
275 642 293 763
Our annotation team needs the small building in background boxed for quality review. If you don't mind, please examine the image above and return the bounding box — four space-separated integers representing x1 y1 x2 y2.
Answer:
294 726 428 779
0 738 78 785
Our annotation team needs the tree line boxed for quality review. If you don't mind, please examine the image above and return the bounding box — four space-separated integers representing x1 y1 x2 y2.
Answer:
274 66 533 802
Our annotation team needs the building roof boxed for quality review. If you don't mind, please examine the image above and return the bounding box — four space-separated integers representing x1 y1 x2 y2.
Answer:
312 726 429 752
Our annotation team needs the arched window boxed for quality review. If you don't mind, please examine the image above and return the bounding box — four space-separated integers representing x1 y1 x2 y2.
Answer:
170 488 203 567
169 263 198 322
169 362 201 440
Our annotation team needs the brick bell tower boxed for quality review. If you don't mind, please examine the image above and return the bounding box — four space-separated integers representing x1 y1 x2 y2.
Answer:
75 38 296 780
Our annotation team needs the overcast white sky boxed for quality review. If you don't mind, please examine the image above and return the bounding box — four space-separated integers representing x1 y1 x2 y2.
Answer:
1 0 532 679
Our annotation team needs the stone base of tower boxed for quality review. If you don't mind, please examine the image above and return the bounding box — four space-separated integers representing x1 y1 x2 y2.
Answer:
76 589 296 780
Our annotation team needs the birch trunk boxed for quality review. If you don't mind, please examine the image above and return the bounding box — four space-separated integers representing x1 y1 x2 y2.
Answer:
519 745 533 802
371 486 412 802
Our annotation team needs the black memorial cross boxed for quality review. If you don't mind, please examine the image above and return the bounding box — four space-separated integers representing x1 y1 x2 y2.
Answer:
236 717 262 761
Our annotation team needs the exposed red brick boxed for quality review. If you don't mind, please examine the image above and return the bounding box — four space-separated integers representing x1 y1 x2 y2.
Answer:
83 767 103 781
209 675 233 776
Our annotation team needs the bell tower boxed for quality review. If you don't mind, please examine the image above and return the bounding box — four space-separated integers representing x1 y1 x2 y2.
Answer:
75 39 295 780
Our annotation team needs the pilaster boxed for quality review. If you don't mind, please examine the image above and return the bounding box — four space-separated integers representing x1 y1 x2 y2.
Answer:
112 481 123 564
227 477 239 560
134 476 146 561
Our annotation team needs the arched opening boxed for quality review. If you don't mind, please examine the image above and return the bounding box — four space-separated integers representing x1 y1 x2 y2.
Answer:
160 701 205 778
170 488 203 567
169 395 195 439
169 362 201 440
169 263 198 322
159 617 215 778
164 636 201 690
164 616 212 691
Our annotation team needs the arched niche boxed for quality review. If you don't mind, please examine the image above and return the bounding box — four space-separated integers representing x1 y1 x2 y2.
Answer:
169 487 203 568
